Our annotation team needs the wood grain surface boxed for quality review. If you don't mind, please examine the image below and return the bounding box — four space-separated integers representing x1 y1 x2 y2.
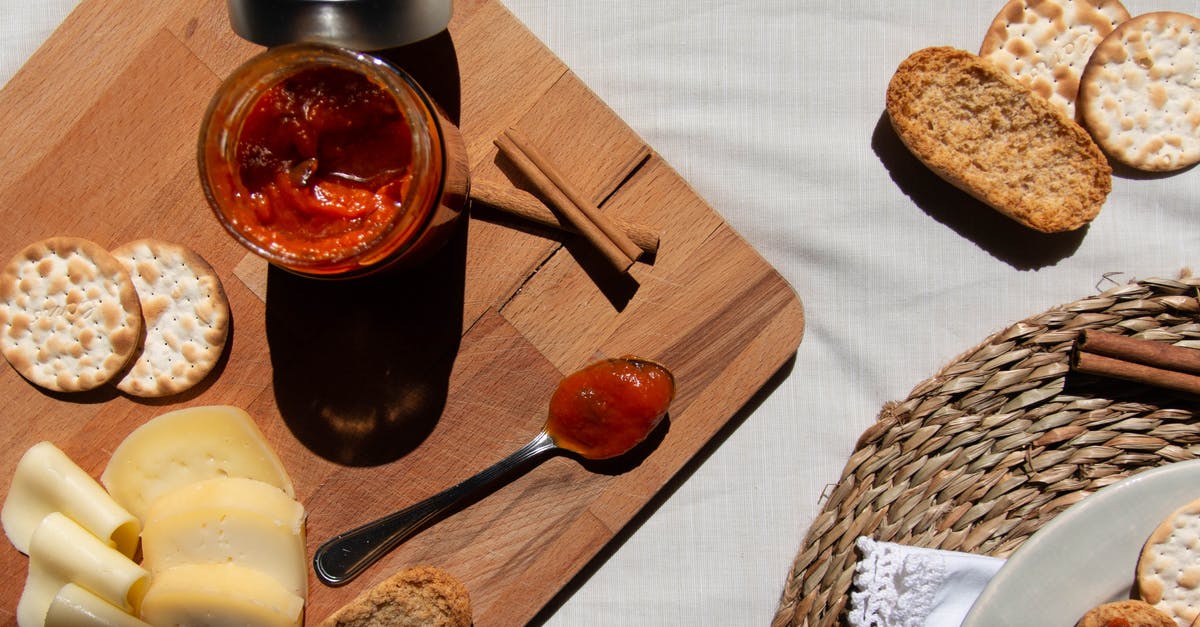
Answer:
0 0 805 624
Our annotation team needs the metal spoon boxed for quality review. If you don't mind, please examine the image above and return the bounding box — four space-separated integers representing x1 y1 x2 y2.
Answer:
313 357 675 586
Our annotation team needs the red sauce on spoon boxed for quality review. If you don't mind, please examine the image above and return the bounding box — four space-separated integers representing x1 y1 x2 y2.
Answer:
545 357 676 459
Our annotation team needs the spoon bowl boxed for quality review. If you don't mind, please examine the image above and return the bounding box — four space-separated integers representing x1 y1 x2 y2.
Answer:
313 356 675 586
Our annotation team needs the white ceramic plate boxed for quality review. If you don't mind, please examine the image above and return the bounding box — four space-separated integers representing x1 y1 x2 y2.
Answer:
962 459 1200 626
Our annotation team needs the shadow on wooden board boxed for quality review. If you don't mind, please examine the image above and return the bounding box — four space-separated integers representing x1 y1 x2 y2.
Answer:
263 31 469 467
266 219 468 467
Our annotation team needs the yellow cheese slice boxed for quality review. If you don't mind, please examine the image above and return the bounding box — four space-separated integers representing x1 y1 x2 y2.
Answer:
138 563 303 627
100 405 294 522
143 476 304 530
44 583 150 627
17 513 148 627
2 442 139 558
141 477 306 598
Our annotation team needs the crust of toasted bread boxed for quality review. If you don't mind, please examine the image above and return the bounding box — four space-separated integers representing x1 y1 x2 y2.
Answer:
1075 599 1175 627
886 46 1111 233
320 565 472 627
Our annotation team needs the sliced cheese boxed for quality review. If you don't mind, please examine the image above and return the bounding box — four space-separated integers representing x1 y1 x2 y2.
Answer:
2 442 139 557
100 405 295 522
138 563 303 627
17 513 148 627
141 477 306 598
45 583 150 627
143 476 304 531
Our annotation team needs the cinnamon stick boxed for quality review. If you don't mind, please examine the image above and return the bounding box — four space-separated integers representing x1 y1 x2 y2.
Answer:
1076 329 1200 373
504 128 643 262
1070 330 1200 395
494 129 643 271
470 179 660 257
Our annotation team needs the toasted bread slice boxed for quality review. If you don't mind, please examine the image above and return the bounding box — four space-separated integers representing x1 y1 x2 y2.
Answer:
320 565 471 627
1075 599 1175 627
886 46 1111 233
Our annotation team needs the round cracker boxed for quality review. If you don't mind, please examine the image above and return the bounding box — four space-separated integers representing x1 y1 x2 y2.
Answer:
0 237 142 392
1138 496 1200 625
1078 11 1200 172
110 239 230 398
980 0 1131 120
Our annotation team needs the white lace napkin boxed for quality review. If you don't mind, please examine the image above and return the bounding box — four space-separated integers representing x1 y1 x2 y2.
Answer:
847 536 1005 627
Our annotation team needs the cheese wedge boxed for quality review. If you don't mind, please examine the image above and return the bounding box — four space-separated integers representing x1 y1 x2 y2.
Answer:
141 477 306 598
100 406 294 522
17 513 148 627
2 442 139 557
45 583 150 627
138 563 304 627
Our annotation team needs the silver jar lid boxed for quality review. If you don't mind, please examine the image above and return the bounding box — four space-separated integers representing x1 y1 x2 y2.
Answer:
227 0 452 51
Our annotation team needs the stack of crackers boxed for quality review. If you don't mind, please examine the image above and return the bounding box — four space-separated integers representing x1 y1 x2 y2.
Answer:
0 237 230 398
979 1 1200 173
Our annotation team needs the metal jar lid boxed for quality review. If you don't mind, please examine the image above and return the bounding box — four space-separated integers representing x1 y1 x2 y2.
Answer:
226 0 453 51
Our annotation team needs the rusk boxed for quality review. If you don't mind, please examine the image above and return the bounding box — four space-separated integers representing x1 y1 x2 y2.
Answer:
320 565 471 627
1075 599 1175 627
886 46 1112 233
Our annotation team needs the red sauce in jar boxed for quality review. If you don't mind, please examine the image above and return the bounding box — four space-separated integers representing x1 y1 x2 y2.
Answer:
202 45 469 277
546 357 676 460
229 66 414 262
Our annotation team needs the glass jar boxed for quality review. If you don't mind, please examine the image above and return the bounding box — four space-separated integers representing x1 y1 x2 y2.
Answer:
198 43 468 278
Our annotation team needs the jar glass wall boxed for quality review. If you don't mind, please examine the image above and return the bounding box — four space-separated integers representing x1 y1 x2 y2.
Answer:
199 43 468 278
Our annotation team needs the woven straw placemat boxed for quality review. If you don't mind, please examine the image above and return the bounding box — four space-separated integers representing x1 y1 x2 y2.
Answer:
771 273 1200 627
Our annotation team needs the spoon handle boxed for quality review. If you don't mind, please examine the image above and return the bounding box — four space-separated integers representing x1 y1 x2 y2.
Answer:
313 430 558 586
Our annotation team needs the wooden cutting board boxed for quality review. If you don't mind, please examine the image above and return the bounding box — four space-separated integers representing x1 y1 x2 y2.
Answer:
0 0 804 624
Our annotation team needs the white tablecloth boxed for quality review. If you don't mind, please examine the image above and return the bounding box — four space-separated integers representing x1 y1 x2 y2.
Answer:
4 1 1198 625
